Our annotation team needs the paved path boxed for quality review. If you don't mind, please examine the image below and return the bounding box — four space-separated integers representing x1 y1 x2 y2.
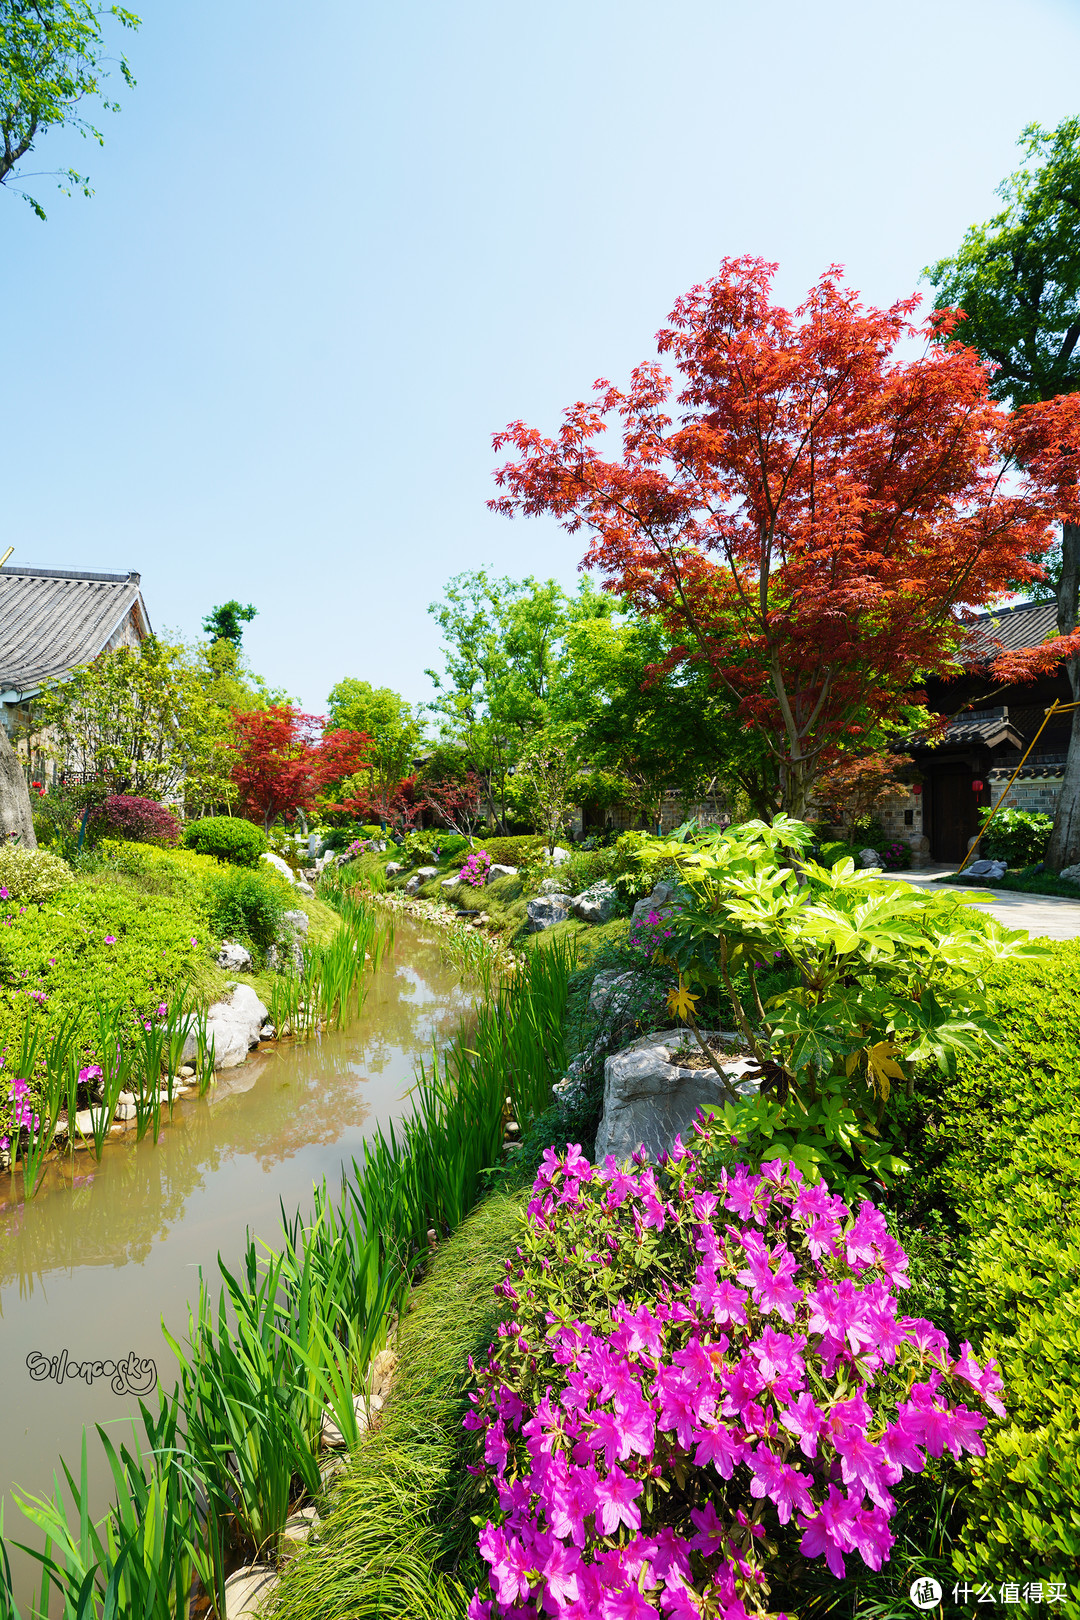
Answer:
878 863 1080 943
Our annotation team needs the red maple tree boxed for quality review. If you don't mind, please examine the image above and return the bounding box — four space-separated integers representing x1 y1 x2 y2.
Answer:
491 258 1080 816
231 708 370 831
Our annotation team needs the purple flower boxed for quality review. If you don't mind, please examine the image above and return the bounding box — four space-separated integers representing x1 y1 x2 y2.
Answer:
104 934 116 945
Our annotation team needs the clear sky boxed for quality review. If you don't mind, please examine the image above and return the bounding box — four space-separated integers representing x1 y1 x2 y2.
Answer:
4 0 1079 712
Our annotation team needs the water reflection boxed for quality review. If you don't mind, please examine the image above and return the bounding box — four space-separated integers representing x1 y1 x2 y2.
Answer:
0 917 473 1607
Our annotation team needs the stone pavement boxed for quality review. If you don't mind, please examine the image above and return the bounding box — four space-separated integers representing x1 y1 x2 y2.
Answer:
877 863 1080 943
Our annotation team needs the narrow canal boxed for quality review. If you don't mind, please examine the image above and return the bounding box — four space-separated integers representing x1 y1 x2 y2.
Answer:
0 916 473 1610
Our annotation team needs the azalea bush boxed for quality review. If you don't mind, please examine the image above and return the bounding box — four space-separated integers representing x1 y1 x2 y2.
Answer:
639 816 1045 1195
465 1135 1004 1620
460 849 493 888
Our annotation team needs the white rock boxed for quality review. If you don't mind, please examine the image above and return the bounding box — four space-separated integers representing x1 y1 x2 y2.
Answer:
296 880 314 896
551 846 571 865
572 880 617 924
1059 863 1080 883
630 881 681 928
594 1030 761 1164
385 861 403 876
415 865 438 880
538 877 565 896
525 893 573 932
279 1506 319 1561
217 940 254 972
588 968 641 1019
260 851 296 884
223 1565 278 1620
858 848 881 868
181 983 269 1070
441 876 459 889
282 908 310 936
487 863 518 882
403 875 421 896
321 1393 370 1449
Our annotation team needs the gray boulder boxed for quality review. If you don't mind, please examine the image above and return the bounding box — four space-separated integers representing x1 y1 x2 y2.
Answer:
588 968 641 1019
217 940 253 973
441 876 459 889
1059 863 1080 884
415 865 439 880
403 875 421 896
0 724 36 848
965 858 1007 879
385 861 403 876
630 881 681 928
594 1030 762 1164
572 880 618 925
261 851 296 883
857 848 881 868
551 846 571 865
487 863 518 882
525 893 573 932
182 983 269 1071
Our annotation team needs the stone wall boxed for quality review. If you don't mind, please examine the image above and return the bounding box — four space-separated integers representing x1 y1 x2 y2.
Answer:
986 768 1063 816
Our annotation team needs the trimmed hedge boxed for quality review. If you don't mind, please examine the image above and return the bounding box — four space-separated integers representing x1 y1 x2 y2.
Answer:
902 943 1080 1583
183 816 267 867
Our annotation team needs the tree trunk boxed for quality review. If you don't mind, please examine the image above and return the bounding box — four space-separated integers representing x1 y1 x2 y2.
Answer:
0 723 38 847
1047 520 1080 872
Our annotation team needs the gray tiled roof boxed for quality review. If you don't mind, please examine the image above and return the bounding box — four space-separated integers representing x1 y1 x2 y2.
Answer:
963 599 1059 664
907 716 1024 752
0 566 152 694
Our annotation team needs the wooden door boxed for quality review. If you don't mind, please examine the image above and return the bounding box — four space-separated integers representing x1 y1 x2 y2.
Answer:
931 769 979 863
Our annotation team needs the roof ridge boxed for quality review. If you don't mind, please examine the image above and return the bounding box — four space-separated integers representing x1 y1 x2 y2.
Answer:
0 566 140 584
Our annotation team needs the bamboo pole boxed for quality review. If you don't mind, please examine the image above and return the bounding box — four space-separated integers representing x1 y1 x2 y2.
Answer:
955 697 1080 874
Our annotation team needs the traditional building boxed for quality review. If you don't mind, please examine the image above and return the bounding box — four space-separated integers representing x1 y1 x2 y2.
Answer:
0 565 152 743
876 600 1071 864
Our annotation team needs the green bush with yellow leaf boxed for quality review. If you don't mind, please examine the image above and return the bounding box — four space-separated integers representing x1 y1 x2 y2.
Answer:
634 816 1044 1201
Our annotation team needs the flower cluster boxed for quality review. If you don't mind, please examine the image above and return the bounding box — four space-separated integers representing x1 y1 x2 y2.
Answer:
1 1076 39 1154
628 907 679 958
464 1131 1003 1620
460 849 493 888
876 842 912 873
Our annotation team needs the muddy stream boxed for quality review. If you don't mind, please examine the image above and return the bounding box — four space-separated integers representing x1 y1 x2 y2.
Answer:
0 916 473 1609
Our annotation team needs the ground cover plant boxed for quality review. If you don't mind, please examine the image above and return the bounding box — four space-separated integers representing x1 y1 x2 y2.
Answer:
464 1138 1004 1620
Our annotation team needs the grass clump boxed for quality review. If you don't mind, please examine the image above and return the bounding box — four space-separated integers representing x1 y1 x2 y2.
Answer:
270 1191 526 1620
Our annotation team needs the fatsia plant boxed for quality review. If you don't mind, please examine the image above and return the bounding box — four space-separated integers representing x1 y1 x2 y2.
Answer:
642 817 1047 1196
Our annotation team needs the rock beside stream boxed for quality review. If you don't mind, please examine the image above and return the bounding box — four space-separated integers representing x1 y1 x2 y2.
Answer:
223 1565 278 1620
594 1030 762 1164
181 983 269 1070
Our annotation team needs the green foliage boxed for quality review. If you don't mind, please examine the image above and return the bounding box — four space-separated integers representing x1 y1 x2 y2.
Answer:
0 842 72 902
202 600 257 646
0 0 140 219
977 806 1053 866
0 876 209 1063
926 118 1080 407
204 866 287 957
472 833 546 867
184 816 267 867
399 829 470 867
898 943 1080 1583
642 816 1045 1199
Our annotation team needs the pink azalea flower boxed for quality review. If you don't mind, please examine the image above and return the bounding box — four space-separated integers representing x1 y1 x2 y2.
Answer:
104 934 116 944
593 1466 643 1534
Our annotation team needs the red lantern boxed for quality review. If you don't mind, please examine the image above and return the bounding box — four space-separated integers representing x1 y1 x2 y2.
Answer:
911 783 922 796
972 779 984 792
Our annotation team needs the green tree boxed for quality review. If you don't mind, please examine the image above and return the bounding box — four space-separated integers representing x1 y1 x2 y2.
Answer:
202 601 257 647
425 571 613 829
559 609 779 827
325 678 424 826
1 0 140 219
512 726 587 855
36 637 214 799
927 118 1080 869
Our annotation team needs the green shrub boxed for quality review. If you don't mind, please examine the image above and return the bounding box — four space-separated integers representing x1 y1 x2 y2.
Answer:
0 844 73 903
0 880 211 1063
474 834 546 867
558 843 617 895
183 816 267 867
204 866 288 956
900 943 1080 1583
96 838 225 897
978 806 1053 867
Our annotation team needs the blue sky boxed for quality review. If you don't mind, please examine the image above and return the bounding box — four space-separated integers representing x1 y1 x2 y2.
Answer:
4 0 1080 711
